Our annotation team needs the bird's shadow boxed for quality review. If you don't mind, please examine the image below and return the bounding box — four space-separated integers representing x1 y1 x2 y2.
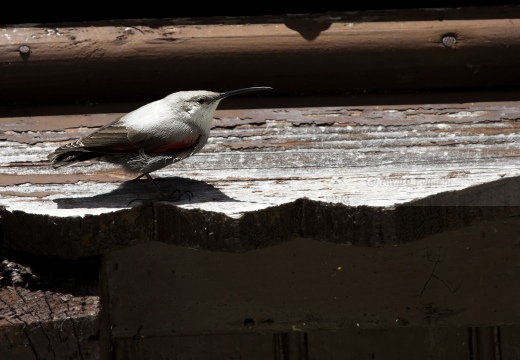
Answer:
53 176 239 209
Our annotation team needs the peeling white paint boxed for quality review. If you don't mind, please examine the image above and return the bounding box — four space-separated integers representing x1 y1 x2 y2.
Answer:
447 111 484 119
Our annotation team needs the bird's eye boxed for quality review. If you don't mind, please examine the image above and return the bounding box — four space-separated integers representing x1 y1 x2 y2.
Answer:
197 98 205 104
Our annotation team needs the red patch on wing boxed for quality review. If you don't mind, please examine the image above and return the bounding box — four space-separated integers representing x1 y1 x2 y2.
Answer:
151 142 193 154
151 135 200 154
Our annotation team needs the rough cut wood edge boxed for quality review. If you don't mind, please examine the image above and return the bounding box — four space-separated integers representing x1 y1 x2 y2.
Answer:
3 175 520 258
0 287 99 359
2 6 520 105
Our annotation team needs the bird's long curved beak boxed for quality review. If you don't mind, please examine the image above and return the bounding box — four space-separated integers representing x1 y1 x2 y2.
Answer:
215 86 272 102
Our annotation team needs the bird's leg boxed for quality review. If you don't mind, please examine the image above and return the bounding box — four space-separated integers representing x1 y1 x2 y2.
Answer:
128 173 193 205
127 173 166 205
144 173 167 200
144 173 193 201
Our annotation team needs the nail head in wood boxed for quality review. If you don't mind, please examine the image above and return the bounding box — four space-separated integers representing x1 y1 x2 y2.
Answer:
441 34 457 48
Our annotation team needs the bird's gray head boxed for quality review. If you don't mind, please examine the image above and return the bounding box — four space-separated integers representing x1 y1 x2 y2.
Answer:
165 87 272 117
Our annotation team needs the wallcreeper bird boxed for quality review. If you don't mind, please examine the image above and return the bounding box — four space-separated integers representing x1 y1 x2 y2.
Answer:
48 87 272 201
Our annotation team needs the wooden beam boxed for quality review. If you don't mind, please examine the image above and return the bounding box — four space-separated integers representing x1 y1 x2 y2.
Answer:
2 7 520 106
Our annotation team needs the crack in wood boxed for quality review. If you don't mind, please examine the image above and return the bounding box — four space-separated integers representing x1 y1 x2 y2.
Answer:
65 304 86 360
420 247 462 298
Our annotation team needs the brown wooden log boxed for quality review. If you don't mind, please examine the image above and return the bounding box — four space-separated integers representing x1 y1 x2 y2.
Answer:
2 7 520 106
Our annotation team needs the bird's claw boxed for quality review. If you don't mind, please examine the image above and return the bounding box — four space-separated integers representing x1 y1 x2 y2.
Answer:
167 189 193 201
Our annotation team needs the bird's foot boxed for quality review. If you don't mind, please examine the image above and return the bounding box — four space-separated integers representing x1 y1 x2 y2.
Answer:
167 189 194 202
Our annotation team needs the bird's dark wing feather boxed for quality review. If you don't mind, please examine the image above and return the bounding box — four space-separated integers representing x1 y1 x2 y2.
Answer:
47 117 137 167
78 121 137 150
48 116 203 168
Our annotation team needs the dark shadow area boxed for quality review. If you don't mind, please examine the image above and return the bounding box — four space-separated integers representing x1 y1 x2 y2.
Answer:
0 248 100 296
404 175 520 207
53 176 240 209
283 17 332 40
5 88 520 118
391 175 520 245
2 3 520 25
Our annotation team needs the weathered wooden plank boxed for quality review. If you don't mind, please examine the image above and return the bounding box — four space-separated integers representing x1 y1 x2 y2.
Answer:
1 102 520 219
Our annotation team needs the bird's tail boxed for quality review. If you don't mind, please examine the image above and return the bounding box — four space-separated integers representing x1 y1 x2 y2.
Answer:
48 149 100 168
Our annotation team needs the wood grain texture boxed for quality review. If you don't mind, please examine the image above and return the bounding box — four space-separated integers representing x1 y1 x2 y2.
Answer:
1 102 520 216
0 287 99 359
2 7 520 105
1 100 520 256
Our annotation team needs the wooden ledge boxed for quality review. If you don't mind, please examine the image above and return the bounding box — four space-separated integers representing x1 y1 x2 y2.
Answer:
2 99 520 257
